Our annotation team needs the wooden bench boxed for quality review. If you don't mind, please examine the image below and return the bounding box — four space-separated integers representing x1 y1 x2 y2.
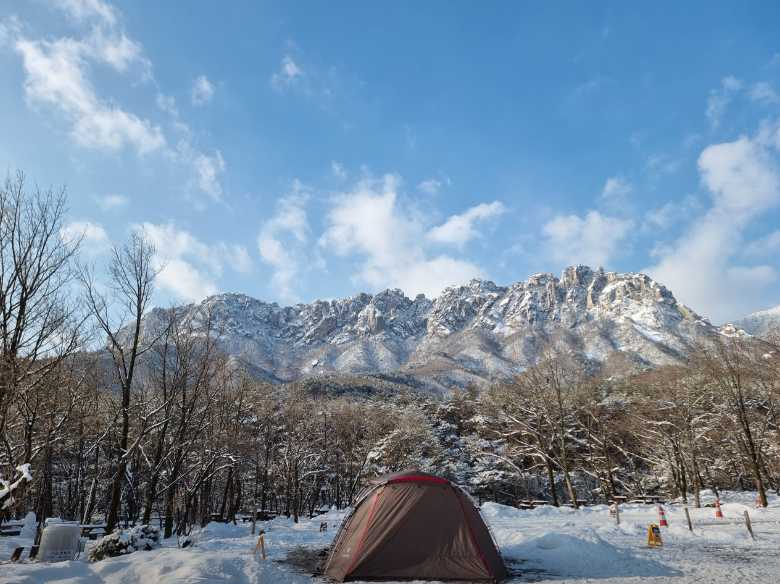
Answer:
80 524 106 540
254 511 278 521
628 496 665 505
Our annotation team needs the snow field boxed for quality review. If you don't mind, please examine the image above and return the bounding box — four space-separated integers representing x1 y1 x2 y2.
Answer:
3 492 780 583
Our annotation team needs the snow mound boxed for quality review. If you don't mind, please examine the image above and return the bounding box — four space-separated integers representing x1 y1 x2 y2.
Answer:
193 520 248 540
89 525 160 561
504 528 680 579
482 501 581 521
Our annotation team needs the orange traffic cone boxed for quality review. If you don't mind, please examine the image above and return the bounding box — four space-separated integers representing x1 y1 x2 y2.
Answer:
657 505 669 527
715 499 724 519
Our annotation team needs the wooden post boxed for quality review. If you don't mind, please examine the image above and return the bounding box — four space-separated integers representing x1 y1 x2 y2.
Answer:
744 510 755 540
255 530 266 560
684 507 693 532
615 503 620 526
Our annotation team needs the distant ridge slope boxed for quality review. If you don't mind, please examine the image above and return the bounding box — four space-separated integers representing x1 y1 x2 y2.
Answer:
733 305 780 339
140 265 722 391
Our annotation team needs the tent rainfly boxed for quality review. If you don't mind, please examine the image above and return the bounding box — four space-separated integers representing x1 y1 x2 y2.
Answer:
324 470 507 582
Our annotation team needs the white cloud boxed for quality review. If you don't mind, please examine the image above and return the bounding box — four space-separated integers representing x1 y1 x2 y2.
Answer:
700 136 779 216
87 27 144 73
0 16 21 48
94 193 128 210
9 3 226 202
268 50 342 104
50 1 146 73
191 75 214 106
418 178 442 195
60 220 109 254
271 55 304 92
750 81 780 105
216 243 253 274
647 130 780 322
319 175 483 297
157 257 217 302
601 176 632 202
643 195 700 231
706 76 743 129
542 211 633 268
645 153 682 177
726 265 777 288
427 201 506 248
193 150 225 201
744 229 780 257
257 183 310 302
136 222 251 302
331 161 347 179
156 93 178 115
15 37 164 154
53 0 117 26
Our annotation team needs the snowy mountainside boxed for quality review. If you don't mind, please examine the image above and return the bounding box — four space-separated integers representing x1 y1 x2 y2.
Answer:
140 265 721 391
733 304 780 339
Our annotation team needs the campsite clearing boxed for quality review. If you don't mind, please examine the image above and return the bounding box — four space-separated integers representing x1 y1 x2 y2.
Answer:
2 490 780 583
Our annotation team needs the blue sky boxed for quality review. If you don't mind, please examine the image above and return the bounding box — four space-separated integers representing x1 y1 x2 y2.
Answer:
2 1 780 323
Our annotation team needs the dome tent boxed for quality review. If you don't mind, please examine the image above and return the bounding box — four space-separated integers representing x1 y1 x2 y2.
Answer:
324 470 507 582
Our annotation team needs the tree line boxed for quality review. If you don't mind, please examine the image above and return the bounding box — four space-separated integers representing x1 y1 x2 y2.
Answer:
0 172 778 542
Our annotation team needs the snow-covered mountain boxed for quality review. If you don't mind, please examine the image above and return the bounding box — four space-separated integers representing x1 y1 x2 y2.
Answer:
139 266 724 391
733 305 780 339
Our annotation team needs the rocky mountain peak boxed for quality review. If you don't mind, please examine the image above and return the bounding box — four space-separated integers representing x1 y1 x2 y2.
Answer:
136 266 722 392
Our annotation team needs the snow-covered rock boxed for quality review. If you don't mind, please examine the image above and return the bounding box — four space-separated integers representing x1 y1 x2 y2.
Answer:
134 266 723 390
89 525 161 561
733 304 780 339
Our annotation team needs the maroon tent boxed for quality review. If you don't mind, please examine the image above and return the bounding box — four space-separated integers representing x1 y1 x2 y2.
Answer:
324 470 507 582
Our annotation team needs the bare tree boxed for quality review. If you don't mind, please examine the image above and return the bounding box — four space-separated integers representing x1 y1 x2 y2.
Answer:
495 354 583 507
80 232 159 532
693 338 770 507
0 172 84 463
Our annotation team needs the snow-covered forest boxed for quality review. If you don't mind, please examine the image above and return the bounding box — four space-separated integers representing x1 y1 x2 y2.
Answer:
1 172 780 542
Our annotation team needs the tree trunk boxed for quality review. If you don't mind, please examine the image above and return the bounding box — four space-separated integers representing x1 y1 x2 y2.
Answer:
739 411 768 506
106 385 130 533
219 468 233 521
82 478 98 525
562 467 578 508
545 458 559 506
164 485 176 538
691 448 703 508
142 418 171 524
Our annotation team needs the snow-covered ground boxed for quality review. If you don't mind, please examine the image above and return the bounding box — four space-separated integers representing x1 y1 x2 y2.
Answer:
3 490 780 583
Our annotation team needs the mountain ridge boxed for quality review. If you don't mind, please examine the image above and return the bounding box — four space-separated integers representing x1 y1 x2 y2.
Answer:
733 304 780 339
139 265 731 392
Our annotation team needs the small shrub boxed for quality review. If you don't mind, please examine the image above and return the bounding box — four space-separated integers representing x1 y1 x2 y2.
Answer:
89 524 161 561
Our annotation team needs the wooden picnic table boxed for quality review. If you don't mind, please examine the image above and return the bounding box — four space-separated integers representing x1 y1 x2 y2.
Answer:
0 522 23 537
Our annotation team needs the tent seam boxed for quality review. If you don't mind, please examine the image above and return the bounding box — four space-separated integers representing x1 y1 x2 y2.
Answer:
344 485 384 578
